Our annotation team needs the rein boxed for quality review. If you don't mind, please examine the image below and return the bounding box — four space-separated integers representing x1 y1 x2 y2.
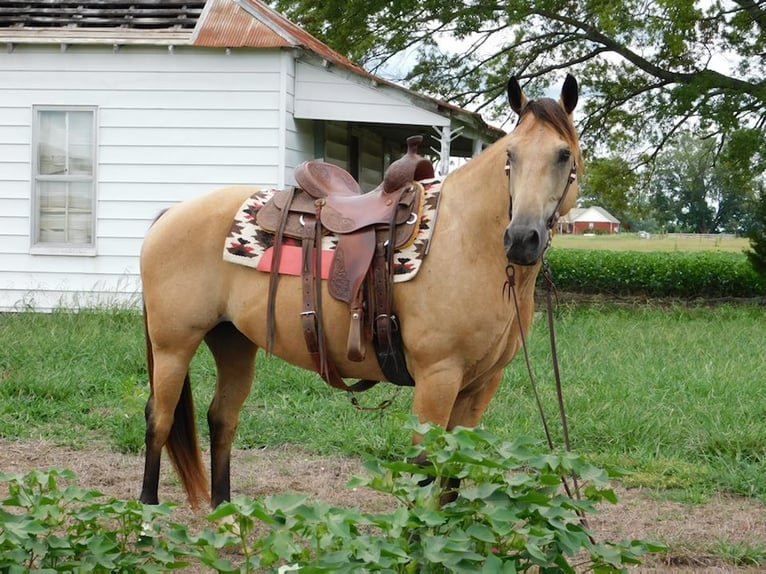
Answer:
504 262 590 534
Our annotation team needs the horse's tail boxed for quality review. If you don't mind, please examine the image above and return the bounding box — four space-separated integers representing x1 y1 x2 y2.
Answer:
143 302 210 508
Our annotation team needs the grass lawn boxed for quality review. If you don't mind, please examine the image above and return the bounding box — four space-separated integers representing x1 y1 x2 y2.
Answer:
1 303 764 502
554 232 750 253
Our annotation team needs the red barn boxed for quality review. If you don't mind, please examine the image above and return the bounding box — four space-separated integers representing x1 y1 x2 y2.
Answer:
557 206 621 234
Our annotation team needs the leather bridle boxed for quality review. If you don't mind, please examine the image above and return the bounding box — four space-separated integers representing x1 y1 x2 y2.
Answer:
505 156 578 237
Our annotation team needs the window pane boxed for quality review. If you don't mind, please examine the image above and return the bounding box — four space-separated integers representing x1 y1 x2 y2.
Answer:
38 180 67 210
38 111 67 175
36 180 93 245
69 182 92 211
39 211 66 243
68 112 94 175
68 211 93 244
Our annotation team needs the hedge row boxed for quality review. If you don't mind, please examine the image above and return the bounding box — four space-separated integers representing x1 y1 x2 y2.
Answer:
543 248 766 298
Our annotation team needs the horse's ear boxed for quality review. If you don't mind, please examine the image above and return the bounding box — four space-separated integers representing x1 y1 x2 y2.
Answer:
507 76 527 116
560 74 578 115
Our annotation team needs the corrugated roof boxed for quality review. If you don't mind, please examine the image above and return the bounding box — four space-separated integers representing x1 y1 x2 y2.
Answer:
0 0 500 138
192 0 365 74
191 0 289 48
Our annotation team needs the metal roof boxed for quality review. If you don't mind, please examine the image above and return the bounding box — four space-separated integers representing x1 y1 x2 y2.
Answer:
191 0 364 74
562 206 621 224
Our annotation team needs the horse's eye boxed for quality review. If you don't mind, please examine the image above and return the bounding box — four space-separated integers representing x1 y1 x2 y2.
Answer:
558 149 572 163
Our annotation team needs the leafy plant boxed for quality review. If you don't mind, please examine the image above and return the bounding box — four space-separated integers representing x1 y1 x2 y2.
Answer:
0 468 192 572
0 424 666 573
545 248 766 298
207 421 665 572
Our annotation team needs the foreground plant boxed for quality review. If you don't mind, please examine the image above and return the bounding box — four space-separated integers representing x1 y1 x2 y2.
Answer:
208 421 665 572
0 468 191 572
0 423 665 572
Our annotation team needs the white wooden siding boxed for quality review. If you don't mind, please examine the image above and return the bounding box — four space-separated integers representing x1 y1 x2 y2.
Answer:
0 45 285 311
282 54 313 186
295 61 450 127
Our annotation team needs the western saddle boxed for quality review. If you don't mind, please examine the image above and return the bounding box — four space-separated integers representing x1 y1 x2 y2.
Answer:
256 136 435 392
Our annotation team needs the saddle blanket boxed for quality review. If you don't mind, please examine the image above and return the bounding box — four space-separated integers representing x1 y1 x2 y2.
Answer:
223 179 442 283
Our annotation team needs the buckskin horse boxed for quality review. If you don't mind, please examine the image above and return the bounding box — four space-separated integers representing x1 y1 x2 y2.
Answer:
139 74 581 508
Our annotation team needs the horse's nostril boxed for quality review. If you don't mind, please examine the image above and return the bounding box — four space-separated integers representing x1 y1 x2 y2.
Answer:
526 228 540 250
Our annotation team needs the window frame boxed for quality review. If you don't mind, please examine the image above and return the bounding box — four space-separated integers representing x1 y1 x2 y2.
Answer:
30 105 98 256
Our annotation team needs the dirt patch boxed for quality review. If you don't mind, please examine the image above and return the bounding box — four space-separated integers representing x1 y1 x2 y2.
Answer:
1 438 765 572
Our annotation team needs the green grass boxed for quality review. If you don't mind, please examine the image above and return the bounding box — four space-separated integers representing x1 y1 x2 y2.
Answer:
1 303 765 501
554 232 750 252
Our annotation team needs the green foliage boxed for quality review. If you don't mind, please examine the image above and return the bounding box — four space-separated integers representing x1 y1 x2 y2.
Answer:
0 469 191 572
209 422 664 572
273 0 765 164
544 248 766 297
579 155 643 225
1 425 665 572
645 130 764 234
746 191 766 278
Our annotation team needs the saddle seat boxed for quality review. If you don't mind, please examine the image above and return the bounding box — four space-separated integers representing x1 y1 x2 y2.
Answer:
295 160 361 198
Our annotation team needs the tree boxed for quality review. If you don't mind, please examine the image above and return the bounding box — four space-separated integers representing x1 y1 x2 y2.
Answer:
745 191 766 277
578 155 644 228
274 0 766 163
646 129 762 233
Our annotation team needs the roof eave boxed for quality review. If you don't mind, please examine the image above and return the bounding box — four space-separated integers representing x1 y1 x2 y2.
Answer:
0 28 192 45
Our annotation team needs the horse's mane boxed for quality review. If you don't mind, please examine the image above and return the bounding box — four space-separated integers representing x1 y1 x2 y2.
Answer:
518 98 578 146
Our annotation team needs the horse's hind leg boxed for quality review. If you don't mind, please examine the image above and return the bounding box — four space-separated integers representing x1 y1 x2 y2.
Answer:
141 342 205 506
204 322 257 507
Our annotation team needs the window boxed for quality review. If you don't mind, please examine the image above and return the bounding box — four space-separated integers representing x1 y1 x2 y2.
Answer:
32 107 96 252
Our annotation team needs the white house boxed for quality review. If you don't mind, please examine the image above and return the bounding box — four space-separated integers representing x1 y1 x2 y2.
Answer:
0 0 501 311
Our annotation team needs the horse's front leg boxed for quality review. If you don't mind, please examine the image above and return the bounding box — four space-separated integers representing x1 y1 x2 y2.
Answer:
447 369 504 430
411 369 504 504
410 361 464 437
204 322 258 508
407 363 462 502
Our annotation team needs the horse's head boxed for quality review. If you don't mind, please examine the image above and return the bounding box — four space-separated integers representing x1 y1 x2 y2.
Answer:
503 74 581 266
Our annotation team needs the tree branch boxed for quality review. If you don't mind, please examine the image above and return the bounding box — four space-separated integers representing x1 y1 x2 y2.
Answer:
534 8 766 100
731 0 766 35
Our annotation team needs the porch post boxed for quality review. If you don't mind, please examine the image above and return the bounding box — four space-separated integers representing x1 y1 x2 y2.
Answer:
472 137 483 157
438 125 451 176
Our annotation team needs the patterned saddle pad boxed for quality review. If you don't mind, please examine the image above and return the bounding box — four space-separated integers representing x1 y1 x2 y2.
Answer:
223 179 442 283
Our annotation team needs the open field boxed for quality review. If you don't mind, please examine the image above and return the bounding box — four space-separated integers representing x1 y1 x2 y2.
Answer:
554 232 750 252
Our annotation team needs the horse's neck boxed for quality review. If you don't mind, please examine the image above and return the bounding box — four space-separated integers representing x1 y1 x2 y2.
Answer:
438 148 509 250
436 148 541 286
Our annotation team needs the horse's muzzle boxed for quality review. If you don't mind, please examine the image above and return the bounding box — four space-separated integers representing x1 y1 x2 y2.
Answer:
504 222 548 266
